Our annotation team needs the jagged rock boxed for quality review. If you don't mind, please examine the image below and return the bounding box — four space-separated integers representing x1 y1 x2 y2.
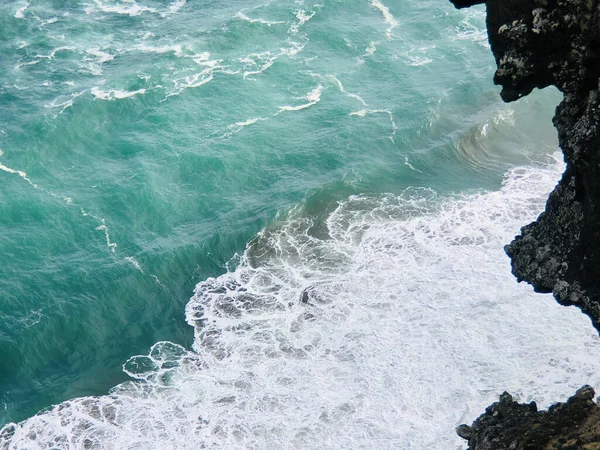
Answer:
450 0 600 331
447 0 600 446
456 386 600 450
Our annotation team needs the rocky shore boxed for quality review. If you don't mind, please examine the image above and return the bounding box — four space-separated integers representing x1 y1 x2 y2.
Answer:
456 387 600 450
449 0 600 447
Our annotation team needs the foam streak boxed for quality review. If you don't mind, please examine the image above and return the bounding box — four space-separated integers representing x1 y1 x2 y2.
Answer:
4 157 600 450
371 0 398 40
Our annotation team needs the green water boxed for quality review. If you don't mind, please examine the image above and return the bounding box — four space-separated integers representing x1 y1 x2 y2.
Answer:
0 0 561 429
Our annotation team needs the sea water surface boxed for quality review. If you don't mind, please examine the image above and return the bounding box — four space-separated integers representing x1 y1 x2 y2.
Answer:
1 0 600 449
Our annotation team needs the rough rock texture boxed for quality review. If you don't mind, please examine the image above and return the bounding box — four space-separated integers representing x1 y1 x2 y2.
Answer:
447 0 600 447
449 0 600 331
456 386 600 450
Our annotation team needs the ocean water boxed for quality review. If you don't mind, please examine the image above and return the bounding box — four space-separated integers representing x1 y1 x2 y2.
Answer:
1 0 600 448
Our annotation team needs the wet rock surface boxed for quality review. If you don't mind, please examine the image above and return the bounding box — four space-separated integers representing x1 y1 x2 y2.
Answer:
456 387 600 450
449 0 600 331
448 0 600 447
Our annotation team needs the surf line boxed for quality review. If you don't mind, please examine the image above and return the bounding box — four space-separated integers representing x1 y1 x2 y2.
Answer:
371 0 398 40
0 157 164 284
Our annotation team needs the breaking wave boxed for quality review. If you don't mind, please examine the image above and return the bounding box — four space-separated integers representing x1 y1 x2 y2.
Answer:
3 154 600 450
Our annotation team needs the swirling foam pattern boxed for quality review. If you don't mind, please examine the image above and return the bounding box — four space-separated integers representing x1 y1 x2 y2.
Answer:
0 0 595 448
3 156 600 449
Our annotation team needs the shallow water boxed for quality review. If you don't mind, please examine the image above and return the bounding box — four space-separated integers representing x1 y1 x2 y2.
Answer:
1 0 598 449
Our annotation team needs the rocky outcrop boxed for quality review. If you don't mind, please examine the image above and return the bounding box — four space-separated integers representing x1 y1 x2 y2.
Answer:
448 0 600 331
448 0 600 446
456 386 600 450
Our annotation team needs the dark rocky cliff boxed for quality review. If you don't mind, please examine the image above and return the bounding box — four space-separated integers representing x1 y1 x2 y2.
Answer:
448 0 600 448
450 0 600 331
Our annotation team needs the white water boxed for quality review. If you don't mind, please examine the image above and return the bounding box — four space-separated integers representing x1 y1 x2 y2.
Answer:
3 153 600 450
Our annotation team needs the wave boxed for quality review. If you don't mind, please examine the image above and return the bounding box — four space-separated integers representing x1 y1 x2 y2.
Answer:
166 0 186 15
91 87 147 100
371 0 398 40
14 2 29 19
276 84 323 113
452 8 488 47
454 89 561 173
3 155 600 449
235 11 286 26
86 0 158 17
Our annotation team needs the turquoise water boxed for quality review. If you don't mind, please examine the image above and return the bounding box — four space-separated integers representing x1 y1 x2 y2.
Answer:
2 1 600 448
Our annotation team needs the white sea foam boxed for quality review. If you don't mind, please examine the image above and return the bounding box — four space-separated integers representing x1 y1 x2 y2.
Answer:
82 210 118 252
167 0 186 14
161 78 210 101
0 160 130 260
3 156 600 450
192 52 212 64
371 0 398 40
134 42 183 56
159 57 223 100
0 159 132 258
15 59 41 69
46 98 74 115
281 39 306 57
366 41 377 55
171 71 213 95
0 163 37 187
406 56 432 66
125 257 143 273
33 46 77 61
295 9 315 25
179 73 213 89
328 75 366 105
45 90 87 116
21 309 43 328
288 8 316 34
404 46 435 66
82 48 115 75
358 42 378 64
14 2 29 19
404 156 424 173
233 117 265 128
236 11 285 26
276 84 323 113
27 15 59 26
91 87 147 100
241 39 305 78
35 16 59 26
89 0 158 17
223 117 268 138
453 9 488 47
241 52 277 78
86 48 115 64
